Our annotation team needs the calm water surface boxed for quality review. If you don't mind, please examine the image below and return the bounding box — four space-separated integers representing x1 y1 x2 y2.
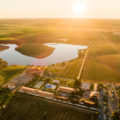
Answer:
0 43 87 66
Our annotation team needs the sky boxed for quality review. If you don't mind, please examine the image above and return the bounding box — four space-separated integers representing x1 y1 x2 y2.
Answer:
0 0 120 19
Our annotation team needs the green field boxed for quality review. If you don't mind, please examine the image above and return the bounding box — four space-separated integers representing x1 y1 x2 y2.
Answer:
0 19 120 82
82 58 120 83
0 65 26 85
0 92 97 120
0 59 7 69
47 51 85 79
0 87 11 107
0 59 8 84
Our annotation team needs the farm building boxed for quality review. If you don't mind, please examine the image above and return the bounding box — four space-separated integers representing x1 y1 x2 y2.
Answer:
19 87 54 99
79 98 96 107
90 91 99 99
57 86 75 93
81 82 90 91
93 84 98 91
26 66 46 76
56 86 75 100
52 79 60 84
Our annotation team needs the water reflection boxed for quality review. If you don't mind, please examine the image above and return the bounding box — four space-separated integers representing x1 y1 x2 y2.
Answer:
0 43 87 66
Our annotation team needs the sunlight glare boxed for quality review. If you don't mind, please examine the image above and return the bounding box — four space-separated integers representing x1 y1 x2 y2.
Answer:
73 3 86 15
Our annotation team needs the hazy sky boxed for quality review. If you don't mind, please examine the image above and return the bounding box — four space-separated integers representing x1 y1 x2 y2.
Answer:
0 0 120 18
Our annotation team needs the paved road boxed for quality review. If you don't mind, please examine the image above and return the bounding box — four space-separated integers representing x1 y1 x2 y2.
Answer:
108 87 114 120
108 85 119 120
98 90 104 120
77 49 89 80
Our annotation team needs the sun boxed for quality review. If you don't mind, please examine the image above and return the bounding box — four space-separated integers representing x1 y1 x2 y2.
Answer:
73 3 86 15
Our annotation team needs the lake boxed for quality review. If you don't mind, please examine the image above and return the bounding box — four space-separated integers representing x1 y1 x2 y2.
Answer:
0 43 87 66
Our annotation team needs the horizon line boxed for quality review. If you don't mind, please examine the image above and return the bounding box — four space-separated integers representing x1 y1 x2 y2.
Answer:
0 17 120 20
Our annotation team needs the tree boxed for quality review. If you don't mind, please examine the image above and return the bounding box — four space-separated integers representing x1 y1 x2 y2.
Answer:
90 84 94 91
74 79 81 90
69 92 79 103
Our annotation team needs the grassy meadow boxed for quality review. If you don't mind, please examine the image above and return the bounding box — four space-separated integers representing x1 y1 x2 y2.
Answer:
0 87 11 107
47 51 85 79
0 19 120 82
0 65 26 85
